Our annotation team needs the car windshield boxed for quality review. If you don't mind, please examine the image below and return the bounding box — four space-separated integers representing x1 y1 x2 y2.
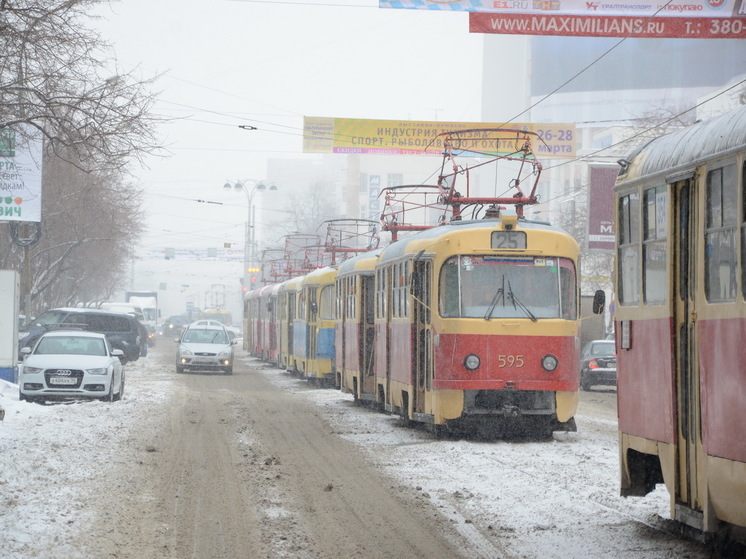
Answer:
591 342 615 356
35 336 107 356
31 310 69 326
182 329 229 344
439 255 577 320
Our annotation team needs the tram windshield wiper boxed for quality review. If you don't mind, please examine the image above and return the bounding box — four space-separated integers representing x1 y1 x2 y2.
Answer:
507 280 537 322
484 275 505 320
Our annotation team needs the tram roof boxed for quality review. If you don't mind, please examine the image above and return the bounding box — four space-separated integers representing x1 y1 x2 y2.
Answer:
337 248 383 275
378 217 563 263
619 105 746 186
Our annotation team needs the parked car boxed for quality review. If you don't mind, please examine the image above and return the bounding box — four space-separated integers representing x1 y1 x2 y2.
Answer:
18 308 144 364
176 323 235 375
19 330 125 403
580 339 617 391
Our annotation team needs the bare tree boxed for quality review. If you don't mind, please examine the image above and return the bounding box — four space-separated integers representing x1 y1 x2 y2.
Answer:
279 180 342 237
0 0 162 169
0 153 143 314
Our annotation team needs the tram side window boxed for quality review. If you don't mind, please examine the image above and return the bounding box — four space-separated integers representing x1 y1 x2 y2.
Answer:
618 192 641 305
319 285 335 320
375 268 386 320
705 164 737 303
559 262 577 320
342 278 353 320
439 258 460 317
392 261 410 318
643 186 667 304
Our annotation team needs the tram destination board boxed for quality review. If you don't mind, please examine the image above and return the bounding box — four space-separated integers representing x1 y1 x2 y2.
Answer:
491 231 526 250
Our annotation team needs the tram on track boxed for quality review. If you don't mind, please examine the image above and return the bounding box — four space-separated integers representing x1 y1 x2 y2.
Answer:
613 105 746 542
373 213 594 437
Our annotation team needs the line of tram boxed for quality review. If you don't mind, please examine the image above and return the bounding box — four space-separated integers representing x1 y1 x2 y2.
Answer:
613 105 746 543
244 128 604 437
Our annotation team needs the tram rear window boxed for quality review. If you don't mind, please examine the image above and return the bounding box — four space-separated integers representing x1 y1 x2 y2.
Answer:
439 255 576 320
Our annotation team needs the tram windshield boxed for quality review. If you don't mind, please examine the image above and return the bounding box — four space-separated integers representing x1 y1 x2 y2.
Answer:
439 255 577 320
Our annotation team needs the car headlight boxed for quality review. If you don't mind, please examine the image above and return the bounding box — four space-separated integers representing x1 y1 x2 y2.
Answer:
542 354 559 372
23 366 44 375
180 348 194 357
217 350 232 359
463 354 481 371
87 368 108 375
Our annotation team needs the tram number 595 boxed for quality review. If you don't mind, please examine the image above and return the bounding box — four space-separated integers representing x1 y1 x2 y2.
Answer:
497 355 524 368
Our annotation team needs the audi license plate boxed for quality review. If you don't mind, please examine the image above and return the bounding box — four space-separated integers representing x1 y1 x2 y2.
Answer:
49 377 77 385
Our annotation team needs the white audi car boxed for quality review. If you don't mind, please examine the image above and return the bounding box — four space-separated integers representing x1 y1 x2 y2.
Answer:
19 330 125 403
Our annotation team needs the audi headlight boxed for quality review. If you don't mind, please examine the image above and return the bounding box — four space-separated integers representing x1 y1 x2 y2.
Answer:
542 354 559 372
464 354 481 371
23 366 43 375
87 368 108 376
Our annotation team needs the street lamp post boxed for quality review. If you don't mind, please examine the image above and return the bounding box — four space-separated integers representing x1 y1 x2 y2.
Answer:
224 179 277 291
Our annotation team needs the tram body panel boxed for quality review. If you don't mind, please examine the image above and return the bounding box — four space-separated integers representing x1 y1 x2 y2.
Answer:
432 329 578 391
615 316 676 445
698 316 746 463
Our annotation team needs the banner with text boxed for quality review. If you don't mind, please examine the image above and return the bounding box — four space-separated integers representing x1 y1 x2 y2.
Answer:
379 0 746 39
0 128 43 223
303 117 576 159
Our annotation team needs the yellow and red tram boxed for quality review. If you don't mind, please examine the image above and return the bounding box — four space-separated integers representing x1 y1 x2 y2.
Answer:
614 105 746 541
373 214 594 437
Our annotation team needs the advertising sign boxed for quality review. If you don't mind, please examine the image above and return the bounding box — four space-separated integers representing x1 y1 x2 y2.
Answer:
379 0 746 39
588 166 618 251
0 128 43 222
303 116 576 159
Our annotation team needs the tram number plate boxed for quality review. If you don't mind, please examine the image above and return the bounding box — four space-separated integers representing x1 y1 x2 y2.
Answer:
491 231 526 249
497 355 524 368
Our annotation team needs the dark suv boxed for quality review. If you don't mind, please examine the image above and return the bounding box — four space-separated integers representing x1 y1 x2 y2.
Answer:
19 308 144 364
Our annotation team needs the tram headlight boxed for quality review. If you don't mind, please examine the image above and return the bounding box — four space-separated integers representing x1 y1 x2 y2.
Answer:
464 354 481 371
541 354 559 372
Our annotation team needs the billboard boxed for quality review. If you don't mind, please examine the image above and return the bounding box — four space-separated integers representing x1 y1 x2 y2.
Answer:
0 127 43 222
587 166 618 251
303 116 576 158
379 0 746 39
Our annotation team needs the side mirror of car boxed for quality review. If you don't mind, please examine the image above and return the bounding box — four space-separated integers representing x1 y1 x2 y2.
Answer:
20 347 31 355
174 337 181 343
111 349 124 357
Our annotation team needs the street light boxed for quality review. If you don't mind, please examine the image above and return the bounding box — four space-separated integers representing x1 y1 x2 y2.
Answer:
223 179 278 291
